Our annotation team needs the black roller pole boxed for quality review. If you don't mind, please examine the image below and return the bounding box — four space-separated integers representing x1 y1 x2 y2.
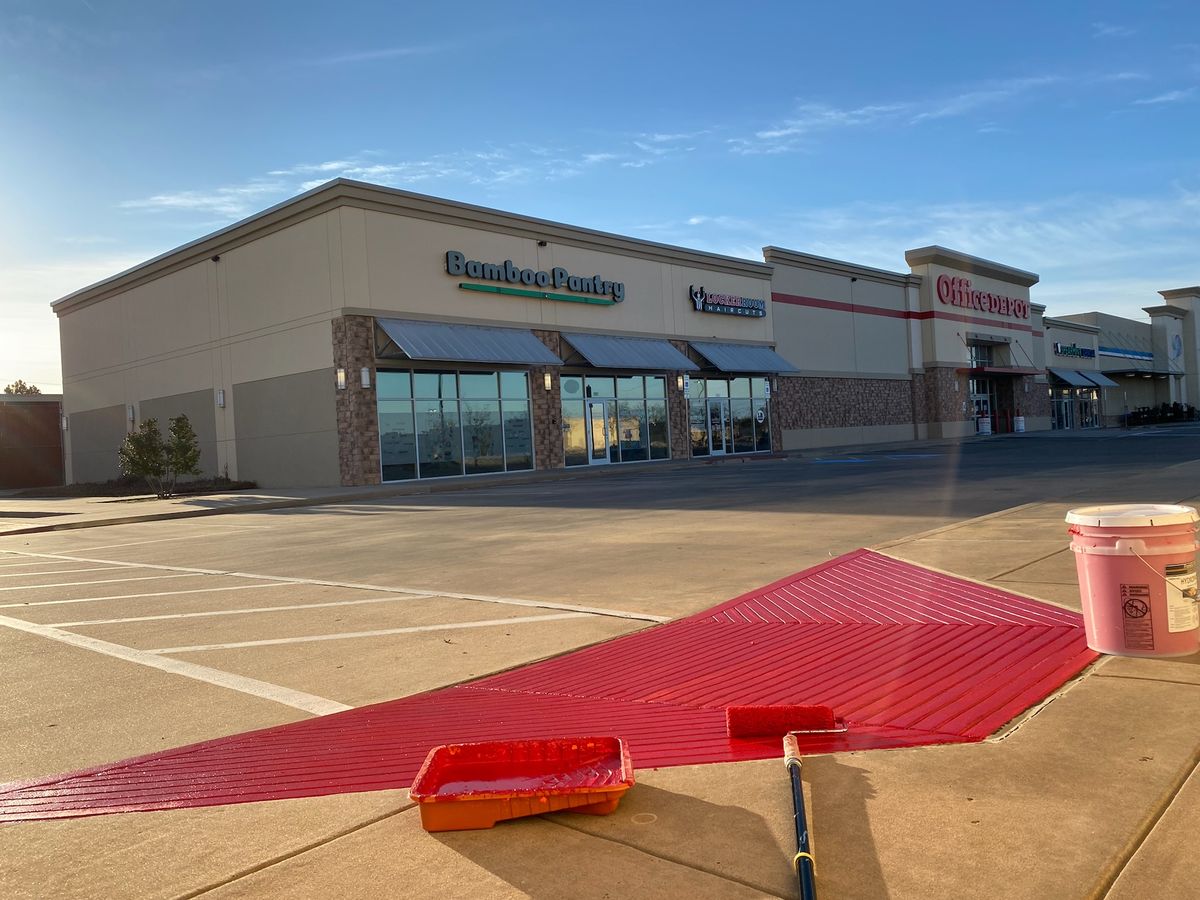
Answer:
783 734 817 900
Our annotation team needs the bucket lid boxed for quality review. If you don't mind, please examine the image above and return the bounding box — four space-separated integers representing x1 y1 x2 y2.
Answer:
1065 504 1200 528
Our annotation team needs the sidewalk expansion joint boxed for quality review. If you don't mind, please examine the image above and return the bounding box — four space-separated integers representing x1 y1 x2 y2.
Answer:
174 801 414 900
546 816 791 900
1097 751 1200 899
987 546 1071 581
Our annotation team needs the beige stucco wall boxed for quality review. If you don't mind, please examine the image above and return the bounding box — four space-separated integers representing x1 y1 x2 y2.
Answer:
909 262 1038 369
57 189 773 488
346 207 772 343
1043 320 1101 373
59 211 342 486
769 262 911 377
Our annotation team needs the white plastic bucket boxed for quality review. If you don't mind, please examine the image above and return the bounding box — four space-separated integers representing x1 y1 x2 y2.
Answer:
977 416 992 435
1014 416 1025 433
1066 504 1200 657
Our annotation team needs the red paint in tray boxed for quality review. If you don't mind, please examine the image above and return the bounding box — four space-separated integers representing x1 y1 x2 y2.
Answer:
409 737 634 831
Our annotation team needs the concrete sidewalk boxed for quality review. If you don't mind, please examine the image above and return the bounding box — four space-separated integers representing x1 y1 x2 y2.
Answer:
2 449 1198 898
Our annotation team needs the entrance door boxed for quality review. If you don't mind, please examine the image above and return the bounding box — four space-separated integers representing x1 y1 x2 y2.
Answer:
586 400 612 464
707 399 729 455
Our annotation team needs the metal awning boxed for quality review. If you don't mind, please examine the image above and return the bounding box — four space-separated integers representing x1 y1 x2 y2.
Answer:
375 318 562 366
561 333 698 371
1080 371 1119 389
689 341 800 373
1048 368 1097 388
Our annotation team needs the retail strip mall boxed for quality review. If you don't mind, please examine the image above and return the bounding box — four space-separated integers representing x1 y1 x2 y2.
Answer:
53 180 1200 488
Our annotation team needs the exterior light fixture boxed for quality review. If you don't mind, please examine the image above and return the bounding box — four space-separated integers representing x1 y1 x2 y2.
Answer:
543 372 553 391
676 375 684 390
336 368 348 390
216 388 225 408
127 404 135 423
361 367 372 389
61 414 68 432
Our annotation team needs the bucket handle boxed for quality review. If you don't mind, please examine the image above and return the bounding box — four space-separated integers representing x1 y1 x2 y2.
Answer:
1129 549 1200 605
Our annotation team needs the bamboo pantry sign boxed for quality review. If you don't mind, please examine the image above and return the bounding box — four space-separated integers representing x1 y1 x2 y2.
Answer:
446 250 625 306
936 274 1029 320
689 285 767 318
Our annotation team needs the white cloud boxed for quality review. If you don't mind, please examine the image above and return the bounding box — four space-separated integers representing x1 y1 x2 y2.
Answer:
1134 87 1197 105
632 188 1200 322
1092 22 1136 39
118 181 286 218
733 76 1063 153
309 43 450 66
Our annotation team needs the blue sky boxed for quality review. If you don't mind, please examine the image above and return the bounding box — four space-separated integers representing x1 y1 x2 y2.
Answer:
3 0 1198 391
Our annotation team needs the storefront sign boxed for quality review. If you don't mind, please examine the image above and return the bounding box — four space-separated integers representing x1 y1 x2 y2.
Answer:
689 285 766 318
447 250 624 303
936 274 1029 320
1053 342 1096 359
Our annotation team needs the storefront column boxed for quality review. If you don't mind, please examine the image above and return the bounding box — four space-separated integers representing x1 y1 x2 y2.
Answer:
331 315 381 487
666 374 690 460
532 330 565 470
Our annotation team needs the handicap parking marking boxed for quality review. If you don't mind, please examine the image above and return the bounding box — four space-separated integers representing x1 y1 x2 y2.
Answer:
145 612 594 654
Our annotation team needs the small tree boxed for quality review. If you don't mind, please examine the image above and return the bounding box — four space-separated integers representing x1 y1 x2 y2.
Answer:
3 380 41 395
117 414 202 498
165 414 202 495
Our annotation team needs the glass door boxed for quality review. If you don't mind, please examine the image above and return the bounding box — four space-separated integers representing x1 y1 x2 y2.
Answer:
586 400 611 464
707 399 729 455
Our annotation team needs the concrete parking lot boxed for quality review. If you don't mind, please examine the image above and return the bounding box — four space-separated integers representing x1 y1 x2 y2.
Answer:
1 430 1199 898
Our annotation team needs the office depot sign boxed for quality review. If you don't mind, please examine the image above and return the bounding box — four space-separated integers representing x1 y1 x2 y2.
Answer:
936 274 1029 320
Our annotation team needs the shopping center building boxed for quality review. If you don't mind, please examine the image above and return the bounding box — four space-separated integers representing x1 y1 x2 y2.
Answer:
52 180 1199 487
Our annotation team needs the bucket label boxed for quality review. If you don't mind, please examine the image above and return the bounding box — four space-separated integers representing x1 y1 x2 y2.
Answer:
1120 584 1154 651
1164 562 1199 633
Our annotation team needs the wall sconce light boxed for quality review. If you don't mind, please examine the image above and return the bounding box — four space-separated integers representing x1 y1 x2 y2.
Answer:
127 404 135 423
676 375 684 390
360 367 372 389
61 414 69 432
336 368 348 390
216 388 226 408
543 372 553 392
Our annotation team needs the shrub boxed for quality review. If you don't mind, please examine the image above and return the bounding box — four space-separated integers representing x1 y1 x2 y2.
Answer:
117 414 202 498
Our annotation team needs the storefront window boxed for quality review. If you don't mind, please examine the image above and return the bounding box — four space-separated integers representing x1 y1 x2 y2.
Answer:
379 400 416 481
461 400 503 474
731 399 755 453
585 376 615 399
503 401 534 470
969 345 993 368
563 374 670 466
687 377 773 457
417 400 462 478
648 400 669 459
617 399 649 461
376 369 534 481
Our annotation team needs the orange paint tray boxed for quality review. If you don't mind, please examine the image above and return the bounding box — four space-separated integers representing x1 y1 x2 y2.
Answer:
409 736 634 832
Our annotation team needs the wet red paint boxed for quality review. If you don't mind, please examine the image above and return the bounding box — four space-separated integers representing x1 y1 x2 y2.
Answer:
0 550 1098 822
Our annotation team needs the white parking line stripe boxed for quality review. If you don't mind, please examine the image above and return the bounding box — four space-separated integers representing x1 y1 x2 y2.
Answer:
0 573 209 592
50 531 265 554
0 582 289 610
2 551 670 623
49 594 440 626
0 614 351 716
0 560 87 569
147 612 593 653
0 566 129 579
